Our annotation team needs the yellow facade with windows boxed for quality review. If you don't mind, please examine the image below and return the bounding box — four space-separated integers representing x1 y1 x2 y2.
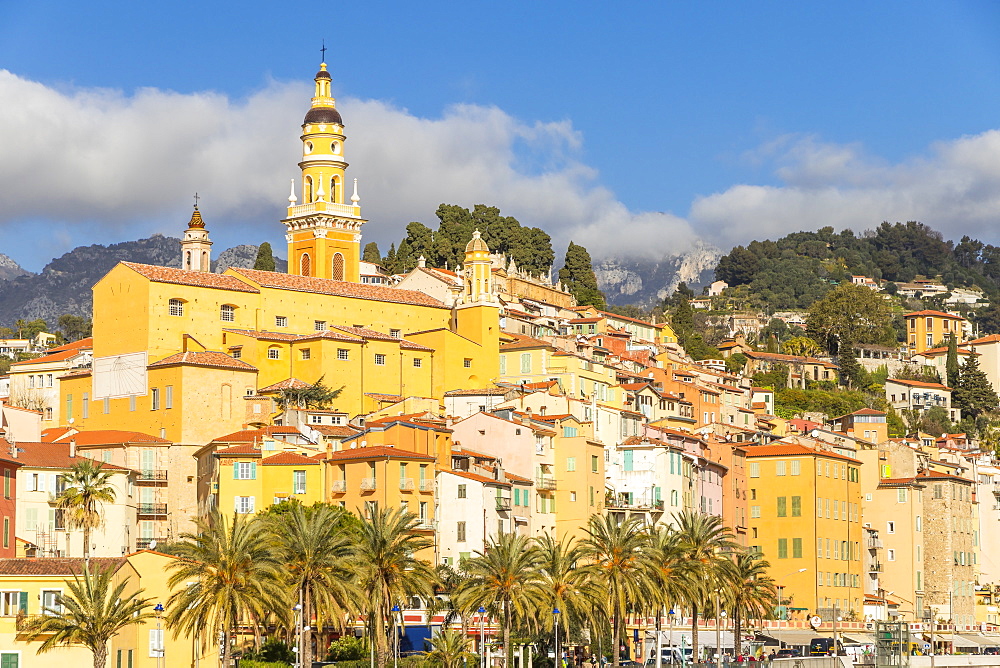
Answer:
746 443 864 617
904 310 967 355
216 446 324 516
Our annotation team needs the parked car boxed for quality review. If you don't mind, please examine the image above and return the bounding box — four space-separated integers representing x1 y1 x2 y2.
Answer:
775 648 802 658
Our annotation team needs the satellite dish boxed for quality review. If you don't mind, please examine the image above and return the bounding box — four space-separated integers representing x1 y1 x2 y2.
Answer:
148 540 157 551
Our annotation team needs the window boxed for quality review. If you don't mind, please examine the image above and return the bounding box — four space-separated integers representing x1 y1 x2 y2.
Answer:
777 538 788 559
563 426 577 438
45 407 53 420
300 348 311 360
165 386 173 409
46 373 53 387
129 395 136 412
887 521 895 534
0 591 24 616
315 320 327 331
168 299 184 316
293 470 307 495
792 537 802 559
749 462 760 478
220 304 235 322
566 457 576 472
457 521 466 542
499 355 506 375
591 455 599 473
235 496 255 514
791 496 801 517
750 505 760 518
898 488 908 503
41 589 61 615
790 460 801 475
267 347 280 360
520 353 531 373
275 316 288 327
413 358 422 368
916 515 922 532
82 392 89 418
66 394 73 420
464 358 472 368
934 484 943 499
374 353 386 366
777 497 787 517
887 549 896 561
233 462 256 480
390 329 401 338
457 484 467 499
338 348 349 360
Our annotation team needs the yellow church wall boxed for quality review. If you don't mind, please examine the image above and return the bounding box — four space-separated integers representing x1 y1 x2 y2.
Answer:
407 324 499 399
92 265 152 358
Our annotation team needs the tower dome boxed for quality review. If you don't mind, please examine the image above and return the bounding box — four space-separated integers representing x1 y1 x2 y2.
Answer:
465 229 489 253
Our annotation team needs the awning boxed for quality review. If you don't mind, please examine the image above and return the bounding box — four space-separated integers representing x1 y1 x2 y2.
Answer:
956 634 1000 648
756 630 819 647
644 629 737 649
841 633 877 646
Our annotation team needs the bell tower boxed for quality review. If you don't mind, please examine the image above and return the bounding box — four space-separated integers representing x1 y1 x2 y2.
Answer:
282 61 366 282
180 201 212 272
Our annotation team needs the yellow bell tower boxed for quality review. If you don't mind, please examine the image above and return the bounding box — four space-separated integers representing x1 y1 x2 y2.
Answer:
282 61 366 282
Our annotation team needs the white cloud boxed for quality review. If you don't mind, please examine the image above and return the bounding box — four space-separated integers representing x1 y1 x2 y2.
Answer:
0 69 697 267
692 131 1000 246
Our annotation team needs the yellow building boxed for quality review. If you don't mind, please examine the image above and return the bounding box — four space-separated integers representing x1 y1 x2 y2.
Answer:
746 442 864 618
0 551 215 668
904 309 967 355
215 444 324 515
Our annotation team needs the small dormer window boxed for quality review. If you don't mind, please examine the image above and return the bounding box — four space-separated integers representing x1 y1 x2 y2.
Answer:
310 415 323 424
220 304 235 322
168 299 184 317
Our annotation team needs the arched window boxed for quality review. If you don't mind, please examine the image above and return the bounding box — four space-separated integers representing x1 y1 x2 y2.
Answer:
202 251 208 269
185 251 191 269
300 253 311 277
330 177 339 203
168 299 184 317
304 176 314 203
267 347 280 360
220 304 235 322
332 252 345 281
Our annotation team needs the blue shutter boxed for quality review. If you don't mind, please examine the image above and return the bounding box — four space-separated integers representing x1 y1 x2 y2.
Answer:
233 462 239 479
250 462 257 480
624 450 634 472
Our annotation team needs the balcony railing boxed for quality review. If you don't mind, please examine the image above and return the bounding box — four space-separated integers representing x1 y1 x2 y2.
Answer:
413 519 434 531
361 478 377 491
867 535 883 550
535 477 557 491
496 497 512 511
286 201 362 219
137 470 168 483
869 562 883 573
138 503 167 516
16 614 47 633
137 537 163 550
419 479 434 492
399 478 414 491
331 480 347 493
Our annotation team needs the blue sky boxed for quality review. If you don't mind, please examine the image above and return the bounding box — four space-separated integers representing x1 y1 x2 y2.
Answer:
4 1 1000 271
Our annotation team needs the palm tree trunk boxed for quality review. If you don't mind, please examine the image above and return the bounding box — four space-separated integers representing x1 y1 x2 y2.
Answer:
84 525 90 567
221 624 231 668
93 644 108 668
612 594 622 668
304 584 313 668
691 604 699 664
504 598 511 668
734 613 742 657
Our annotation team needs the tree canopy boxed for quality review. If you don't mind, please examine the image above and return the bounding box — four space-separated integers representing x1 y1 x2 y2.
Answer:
558 242 606 309
806 283 896 353
254 242 276 271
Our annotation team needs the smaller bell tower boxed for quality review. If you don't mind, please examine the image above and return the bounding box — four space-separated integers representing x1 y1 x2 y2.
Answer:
180 198 212 272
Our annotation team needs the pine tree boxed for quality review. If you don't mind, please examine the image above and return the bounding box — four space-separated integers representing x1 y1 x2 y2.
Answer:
953 354 999 419
946 335 960 388
254 242 276 271
671 296 694 346
362 242 382 264
382 243 398 274
557 242 606 309
837 346 870 389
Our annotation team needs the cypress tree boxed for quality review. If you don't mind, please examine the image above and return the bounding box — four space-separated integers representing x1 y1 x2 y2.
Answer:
837 346 870 390
945 335 960 388
362 242 382 264
253 242 276 271
557 242 606 309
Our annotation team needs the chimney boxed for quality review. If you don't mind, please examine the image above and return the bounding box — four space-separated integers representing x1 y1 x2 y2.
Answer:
69 439 76 458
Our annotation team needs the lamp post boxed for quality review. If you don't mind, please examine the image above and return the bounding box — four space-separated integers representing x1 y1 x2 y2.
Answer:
478 606 487 668
715 591 722 668
153 603 164 668
391 604 401 668
293 602 303 668
553 607 561 667
775 568 808 651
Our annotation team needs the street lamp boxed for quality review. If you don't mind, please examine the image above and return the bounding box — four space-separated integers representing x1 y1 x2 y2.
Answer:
391 604 401 668
775 568 808 651
293 602 303 668
153 603 164 668
478 606 487 668
553 607 561 667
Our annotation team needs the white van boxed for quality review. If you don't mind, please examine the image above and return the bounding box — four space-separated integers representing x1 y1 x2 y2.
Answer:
645 646 693 665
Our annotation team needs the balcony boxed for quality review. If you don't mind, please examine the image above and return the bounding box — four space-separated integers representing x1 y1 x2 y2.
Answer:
413 519 434 531
399 478 414 491
869 562 883 573
286 200 362 219
331 479 347 493
138 503 167 516
496 497 511 511
536 476 557 491
419 479 434 492
15 614 47 634
137 537 163 550
361 478 377 491
867 535 883 550
137 470 168 484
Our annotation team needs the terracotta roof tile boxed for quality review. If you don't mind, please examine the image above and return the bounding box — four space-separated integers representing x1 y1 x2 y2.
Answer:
365 393 404 403
743 443 860 463
258 378 312 392
311 425 361 437
58 369 92 379
41 427 75 443
215 443 262 456
324 446 435 461
904 310 966 320
148 351 256 371
52 430 169 445
122 262 259 293
12 442 130 471
443 468 510 486
444 388 509 397
229 268 448 308
887 378 951 390
46 337 94 354
224 329 315 342
0 557 127 575
11 348 88 366
211 426 306 443
262 451 320 466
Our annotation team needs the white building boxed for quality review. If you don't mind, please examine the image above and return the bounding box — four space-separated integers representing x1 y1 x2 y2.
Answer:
885 378 959 422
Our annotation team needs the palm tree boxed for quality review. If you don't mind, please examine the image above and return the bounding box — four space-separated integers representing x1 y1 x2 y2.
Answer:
535 534 598 653
672 510 738 663
644 526 689 663
582 515 652 668
20 564 154 668
56 459 117 566
725 551 776 656
460 532 544 667
353 506 435 667
424 628 476 667
268 502 359 668
165 512 287 667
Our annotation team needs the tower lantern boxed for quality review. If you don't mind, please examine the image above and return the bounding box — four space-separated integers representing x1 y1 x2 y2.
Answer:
281 61 367 281
180 200 212 272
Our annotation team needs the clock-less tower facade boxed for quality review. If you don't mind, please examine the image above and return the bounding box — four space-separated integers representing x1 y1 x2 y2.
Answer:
281 62 366 282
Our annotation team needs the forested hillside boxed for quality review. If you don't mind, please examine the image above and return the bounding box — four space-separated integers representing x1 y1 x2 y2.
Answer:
715 222 1000 309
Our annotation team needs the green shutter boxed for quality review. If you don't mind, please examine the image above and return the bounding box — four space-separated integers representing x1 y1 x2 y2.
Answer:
791 496 801 517
1 654 18 668
233 462 239 479
777 538 788 559
793 538 803 558
18 591 27 613
117 650 122 668
777 497 787 517
128 649 133 668
250 462 257 479
624 450 634 472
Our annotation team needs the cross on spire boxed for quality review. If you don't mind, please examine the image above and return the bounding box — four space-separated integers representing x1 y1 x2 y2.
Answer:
320 40 327 63
193 192 200 208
